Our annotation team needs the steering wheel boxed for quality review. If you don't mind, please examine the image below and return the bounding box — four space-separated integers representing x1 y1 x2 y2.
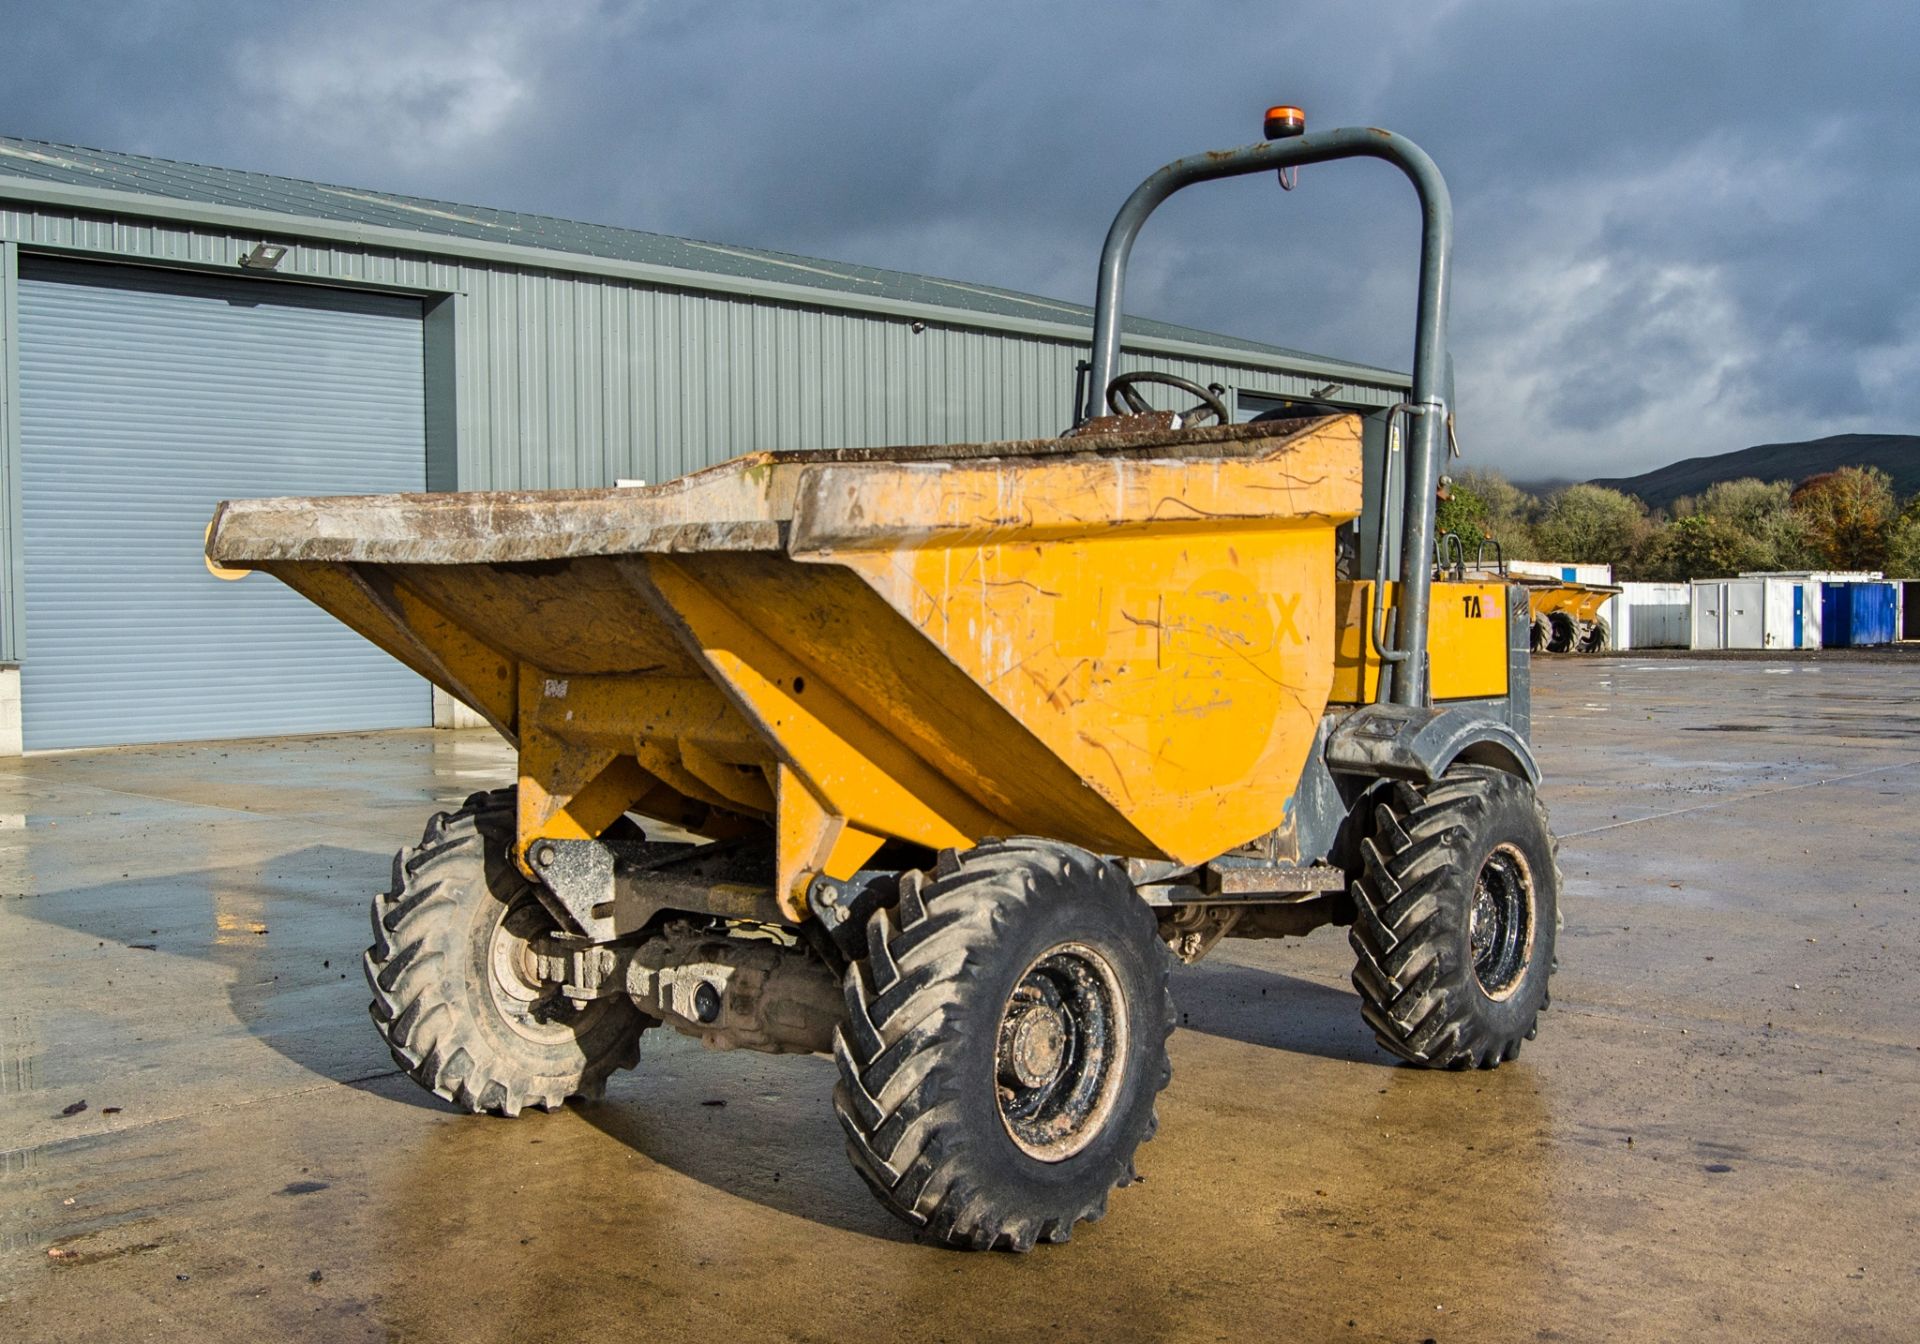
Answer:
1105 371 1232 426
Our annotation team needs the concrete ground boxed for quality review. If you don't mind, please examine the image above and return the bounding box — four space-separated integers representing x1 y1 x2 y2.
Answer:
1 658 1915 1343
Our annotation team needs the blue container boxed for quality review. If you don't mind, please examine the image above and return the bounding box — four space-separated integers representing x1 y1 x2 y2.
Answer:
1821 582 1898 647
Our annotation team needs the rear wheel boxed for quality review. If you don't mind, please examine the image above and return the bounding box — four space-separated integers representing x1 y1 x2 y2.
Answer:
1545 611 1578 653
1348 766 1558 1069
1577 617 1611 653
832 839 1172 1251
365 789 649 1115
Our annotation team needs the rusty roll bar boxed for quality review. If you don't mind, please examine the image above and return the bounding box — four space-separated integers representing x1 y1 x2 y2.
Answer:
1082 125 1453 708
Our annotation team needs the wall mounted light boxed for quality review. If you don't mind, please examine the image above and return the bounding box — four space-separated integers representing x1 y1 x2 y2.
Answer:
240 243 287 271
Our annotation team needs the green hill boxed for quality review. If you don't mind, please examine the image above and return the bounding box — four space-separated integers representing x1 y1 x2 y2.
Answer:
1589 433 1920 510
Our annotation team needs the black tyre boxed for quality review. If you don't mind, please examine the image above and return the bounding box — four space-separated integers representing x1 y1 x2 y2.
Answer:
1577 617 1611 654
365 789 649 1115
832 839 1172 1251
1348 766 1558 1069
1528 613 1553 654
1545 611 1578 653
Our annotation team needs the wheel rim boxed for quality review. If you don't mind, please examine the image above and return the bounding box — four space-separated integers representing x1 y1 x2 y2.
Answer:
1469 843 1536 1000
995 942 1129 1162
486 894 588 1045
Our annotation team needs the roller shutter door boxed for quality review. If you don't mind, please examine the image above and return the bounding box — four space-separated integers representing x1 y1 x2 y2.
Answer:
17 258 430 749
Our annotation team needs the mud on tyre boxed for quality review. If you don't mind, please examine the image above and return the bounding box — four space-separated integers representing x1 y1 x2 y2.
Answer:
1348 765 1558 1069
832 839 1173 1251
365 788 649 1115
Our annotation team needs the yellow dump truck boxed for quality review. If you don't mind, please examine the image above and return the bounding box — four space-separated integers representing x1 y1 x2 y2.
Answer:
1435 538 1620 653
208 113 1558 1252
1526 580 1622 653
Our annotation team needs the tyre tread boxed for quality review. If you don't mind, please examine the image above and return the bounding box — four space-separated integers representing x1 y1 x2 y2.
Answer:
364 788 648 1116
1348 766 1559 1069
831 837 1170 1252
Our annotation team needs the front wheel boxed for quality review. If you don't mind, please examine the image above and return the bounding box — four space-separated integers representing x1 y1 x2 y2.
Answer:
1348 766 1558 1068
1529 613 1553 654
364 789 650 1115
832 839 1173 1251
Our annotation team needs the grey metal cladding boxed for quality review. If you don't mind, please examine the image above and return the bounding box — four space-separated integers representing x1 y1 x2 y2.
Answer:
0 134 1406 379
0 190 1394 487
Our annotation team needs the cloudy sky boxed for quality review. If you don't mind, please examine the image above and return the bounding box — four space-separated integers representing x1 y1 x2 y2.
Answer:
3 0 1914 479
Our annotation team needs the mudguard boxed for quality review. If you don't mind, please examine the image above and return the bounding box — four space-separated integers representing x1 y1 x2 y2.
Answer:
1324 702 1540 786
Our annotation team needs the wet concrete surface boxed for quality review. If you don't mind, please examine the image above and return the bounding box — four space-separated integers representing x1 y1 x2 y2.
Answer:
1 657 1916 1342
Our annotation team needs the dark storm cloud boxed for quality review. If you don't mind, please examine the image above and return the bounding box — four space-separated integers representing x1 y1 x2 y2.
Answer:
3 0 1915 478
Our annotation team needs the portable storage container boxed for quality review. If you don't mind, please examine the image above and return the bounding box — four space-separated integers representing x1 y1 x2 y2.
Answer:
1821 582 1898 647
1691 578 1821 650
1693 580 1757 650
1509 561 1613 586
1614 582 1690 650
1761 578 1821 650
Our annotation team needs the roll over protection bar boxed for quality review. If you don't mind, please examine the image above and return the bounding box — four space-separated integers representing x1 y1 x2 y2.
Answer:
1082 126 1454 708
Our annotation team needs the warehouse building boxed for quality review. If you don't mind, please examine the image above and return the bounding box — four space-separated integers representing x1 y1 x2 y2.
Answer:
0 135 1408 754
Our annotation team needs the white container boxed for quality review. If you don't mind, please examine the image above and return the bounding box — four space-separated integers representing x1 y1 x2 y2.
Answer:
1761 578 1822 648
1691 578 1821 650
1510 560 1614 586
1739 570 1882 582
1614 582 1690 650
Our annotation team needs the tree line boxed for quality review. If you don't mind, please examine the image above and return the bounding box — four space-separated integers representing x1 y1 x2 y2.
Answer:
1435 465 1920 581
